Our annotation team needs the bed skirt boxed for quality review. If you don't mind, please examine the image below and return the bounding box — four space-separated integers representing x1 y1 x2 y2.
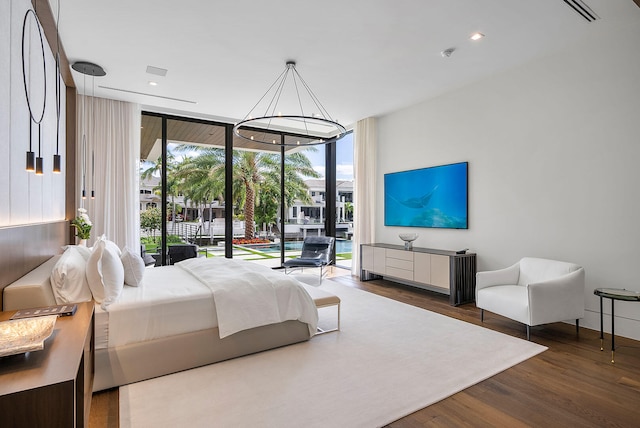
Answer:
94 320 311 391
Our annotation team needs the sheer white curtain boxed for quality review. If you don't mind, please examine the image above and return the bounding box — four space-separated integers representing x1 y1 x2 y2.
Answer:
76 95 140 251
351 117 377 276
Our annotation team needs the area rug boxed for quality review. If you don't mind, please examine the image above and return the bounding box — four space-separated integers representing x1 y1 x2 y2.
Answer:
120 281 546 428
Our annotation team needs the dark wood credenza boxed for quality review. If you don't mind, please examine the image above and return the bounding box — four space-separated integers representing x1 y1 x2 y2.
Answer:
360 243 477 306
0 301 94 427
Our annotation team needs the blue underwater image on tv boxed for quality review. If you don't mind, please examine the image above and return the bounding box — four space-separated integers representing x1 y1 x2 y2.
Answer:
384 162 468 229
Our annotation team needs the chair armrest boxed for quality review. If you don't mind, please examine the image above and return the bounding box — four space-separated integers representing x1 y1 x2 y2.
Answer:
476 262 520 291
527 268 585 325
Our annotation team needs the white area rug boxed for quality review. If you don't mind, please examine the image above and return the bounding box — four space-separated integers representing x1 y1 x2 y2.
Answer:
120 281 546 428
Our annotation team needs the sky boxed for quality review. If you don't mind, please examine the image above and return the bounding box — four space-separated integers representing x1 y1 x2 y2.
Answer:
303 132 354 181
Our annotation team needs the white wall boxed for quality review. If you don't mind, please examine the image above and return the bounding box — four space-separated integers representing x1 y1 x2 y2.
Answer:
1 0 66 227
376 16 640 340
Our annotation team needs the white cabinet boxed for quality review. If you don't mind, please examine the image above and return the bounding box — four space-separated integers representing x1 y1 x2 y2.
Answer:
361 245 386 275
385 249 413 281
430 254 450 289
413 252 431 286
413 252 449 290
360 244 476 306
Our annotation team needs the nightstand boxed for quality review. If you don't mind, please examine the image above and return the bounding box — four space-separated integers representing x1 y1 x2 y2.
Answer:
0 301 94 427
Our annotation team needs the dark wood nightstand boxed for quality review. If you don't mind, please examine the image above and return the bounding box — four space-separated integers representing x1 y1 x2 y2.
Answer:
0 301 94 427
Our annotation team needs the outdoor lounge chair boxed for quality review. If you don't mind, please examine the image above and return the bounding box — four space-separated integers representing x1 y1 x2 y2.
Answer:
283 236 335 284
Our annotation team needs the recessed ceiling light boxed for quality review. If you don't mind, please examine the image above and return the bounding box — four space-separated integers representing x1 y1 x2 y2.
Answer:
470 32 485 41
148 81 158 86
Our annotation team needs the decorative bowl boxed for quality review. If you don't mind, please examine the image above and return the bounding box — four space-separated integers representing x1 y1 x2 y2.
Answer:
399 233 419 249
0 315 57 357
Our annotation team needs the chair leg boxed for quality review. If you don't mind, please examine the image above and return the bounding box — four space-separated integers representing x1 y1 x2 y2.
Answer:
526 325 531 341
576 319 580 336
480 309 484 323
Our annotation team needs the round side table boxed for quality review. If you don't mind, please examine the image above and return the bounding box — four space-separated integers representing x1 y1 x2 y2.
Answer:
593 288 640 363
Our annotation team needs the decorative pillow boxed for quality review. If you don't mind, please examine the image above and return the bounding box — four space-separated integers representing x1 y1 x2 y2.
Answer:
50 247 93 304
62 245 92 261
121 247 145 286
86 237 124 308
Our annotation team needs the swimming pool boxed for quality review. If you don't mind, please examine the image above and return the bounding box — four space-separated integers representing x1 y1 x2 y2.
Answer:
240 239 352 254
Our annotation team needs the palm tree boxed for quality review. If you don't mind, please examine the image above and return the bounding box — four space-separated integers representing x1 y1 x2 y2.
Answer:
163 144 319 240
141 153 184 233
172 147 225 231
234 150 319 239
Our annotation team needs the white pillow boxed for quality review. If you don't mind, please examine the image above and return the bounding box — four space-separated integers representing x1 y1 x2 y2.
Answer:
62 245 92 261
121 247 145 286
86 238 124 308
50 247 93 304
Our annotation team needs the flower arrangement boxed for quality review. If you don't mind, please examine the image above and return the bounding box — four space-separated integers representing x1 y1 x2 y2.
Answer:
232 238 270 245
71 208 92 240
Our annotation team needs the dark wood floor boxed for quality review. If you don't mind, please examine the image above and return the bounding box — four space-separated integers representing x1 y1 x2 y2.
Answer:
90 273 640 427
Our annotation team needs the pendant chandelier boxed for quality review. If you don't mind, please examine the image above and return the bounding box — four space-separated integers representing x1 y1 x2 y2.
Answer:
21 8 46 174
233 61 346 147
72 61 105 201
53 0 63 173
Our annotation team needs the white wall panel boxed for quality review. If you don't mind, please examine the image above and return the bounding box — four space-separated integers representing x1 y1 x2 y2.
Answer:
4 0 66 227
377 16 640 340
0 0 11 224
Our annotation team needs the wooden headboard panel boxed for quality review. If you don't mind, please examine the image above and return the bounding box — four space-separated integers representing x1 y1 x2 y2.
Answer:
0 220 68 310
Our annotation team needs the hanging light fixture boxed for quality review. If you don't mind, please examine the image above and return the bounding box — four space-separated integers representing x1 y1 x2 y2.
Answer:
21 8 47 173
233 61 346 147
71 61 105 200
53 0 63 173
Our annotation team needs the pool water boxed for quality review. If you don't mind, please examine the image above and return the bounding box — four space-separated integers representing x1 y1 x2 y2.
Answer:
241 239 352 254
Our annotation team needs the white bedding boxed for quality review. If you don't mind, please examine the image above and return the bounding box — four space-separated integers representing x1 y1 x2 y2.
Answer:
177 258 318 338
95 265 216 349
95 258 318 349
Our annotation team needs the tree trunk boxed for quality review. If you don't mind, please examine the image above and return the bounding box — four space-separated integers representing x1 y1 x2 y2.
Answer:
244 183 255 239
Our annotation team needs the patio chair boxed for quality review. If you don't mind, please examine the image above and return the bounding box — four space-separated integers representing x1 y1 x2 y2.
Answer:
283 236 335 284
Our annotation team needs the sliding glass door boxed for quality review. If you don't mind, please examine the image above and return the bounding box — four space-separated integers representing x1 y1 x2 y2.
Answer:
139 112 351 270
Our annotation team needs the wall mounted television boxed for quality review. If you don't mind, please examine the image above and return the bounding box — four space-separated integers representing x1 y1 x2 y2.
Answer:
384 162 468 229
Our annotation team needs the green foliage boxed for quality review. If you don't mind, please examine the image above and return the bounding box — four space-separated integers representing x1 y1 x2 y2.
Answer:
140 207 162 241
71 208 92 240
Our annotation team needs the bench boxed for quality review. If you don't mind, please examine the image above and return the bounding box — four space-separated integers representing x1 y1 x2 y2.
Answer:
302 284 341 334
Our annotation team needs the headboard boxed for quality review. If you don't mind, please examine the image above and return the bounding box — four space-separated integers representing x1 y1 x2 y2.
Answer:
0 220 68 310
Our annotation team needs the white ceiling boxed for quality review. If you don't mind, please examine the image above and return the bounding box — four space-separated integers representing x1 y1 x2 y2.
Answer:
53 0 639 129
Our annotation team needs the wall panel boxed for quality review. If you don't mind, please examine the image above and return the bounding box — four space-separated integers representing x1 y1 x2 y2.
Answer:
376 15 640 340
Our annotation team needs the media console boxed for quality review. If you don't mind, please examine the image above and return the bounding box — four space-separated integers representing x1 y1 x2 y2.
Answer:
360 243 476 306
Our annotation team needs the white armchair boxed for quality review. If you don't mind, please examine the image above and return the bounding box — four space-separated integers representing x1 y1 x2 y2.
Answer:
476 257 585 340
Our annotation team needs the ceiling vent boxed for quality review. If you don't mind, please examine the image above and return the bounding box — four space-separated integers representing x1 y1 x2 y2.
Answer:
562 0 599 22
146 65 168 77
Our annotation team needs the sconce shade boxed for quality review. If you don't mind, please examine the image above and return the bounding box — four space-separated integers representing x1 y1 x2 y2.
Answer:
26 151 35 171
53 154 61 173
35 156 43 175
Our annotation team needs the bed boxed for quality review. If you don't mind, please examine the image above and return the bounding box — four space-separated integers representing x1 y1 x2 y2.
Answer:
2 244 335 392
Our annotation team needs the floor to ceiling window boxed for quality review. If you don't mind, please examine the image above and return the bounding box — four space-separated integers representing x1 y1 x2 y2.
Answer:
335 132 354 269
139 112 351 269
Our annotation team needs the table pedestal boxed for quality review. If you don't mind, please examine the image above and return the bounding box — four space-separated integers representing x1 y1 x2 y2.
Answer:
594 288 640 363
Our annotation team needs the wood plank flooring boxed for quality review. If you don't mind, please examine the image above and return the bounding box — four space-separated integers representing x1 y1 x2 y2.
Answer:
90 272 640 427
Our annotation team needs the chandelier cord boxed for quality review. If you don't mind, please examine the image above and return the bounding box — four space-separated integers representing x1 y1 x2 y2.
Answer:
293 67 335 122
241 67 287 122
55 0 61 155
21 9 47 156
290 69 310 137
233 61 346 147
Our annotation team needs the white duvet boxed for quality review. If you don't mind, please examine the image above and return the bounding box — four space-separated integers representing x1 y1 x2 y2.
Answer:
96 258 318 349
177 258 318 338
